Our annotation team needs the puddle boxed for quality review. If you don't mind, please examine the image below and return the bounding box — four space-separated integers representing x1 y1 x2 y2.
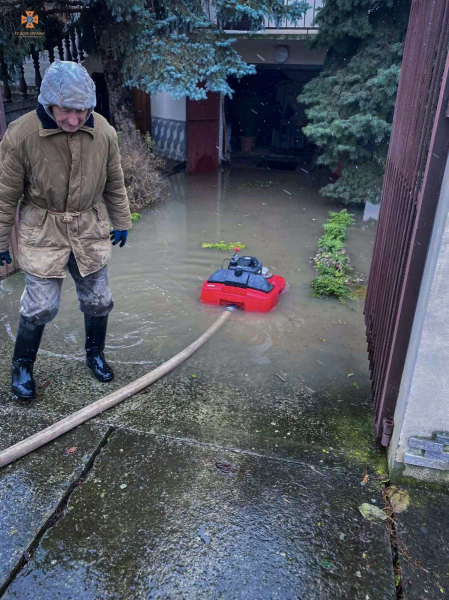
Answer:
0 168 377 393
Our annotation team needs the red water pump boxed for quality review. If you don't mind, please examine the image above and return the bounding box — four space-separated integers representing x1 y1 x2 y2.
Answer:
200 248 286 312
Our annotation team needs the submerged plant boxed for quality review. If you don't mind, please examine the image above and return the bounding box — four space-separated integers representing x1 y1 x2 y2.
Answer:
201 242 247 251
311 210 355 300
311 274 352 300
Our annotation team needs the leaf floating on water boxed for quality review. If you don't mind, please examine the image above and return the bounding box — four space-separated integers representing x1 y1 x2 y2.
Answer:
384 486 411 514
359 503 387 521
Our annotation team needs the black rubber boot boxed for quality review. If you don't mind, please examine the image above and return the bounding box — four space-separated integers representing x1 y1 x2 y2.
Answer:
84 315 114 382
11 317 45 400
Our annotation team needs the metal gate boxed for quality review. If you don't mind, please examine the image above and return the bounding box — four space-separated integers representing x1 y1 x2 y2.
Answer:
365 0 449 442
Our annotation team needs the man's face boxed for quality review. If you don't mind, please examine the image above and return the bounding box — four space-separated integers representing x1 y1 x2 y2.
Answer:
51 106 89 132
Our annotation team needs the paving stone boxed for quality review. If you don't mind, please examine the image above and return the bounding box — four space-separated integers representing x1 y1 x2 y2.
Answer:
409 438 444 453
404 453 449 471
435 434 449 445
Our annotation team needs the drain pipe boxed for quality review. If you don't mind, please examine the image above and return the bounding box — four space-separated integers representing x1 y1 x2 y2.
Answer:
0 308 235 469
381 417 394 448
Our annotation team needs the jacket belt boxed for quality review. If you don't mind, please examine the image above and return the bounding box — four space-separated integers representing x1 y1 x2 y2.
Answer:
28 200 101 223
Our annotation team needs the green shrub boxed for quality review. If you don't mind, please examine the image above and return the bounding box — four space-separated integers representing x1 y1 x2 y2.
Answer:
311 209 355 300
311 275 353 300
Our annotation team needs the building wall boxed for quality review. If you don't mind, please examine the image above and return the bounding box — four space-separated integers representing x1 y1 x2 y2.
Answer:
151 92 187 162
232 39 327 66
390 152 449 484
148 39 325 163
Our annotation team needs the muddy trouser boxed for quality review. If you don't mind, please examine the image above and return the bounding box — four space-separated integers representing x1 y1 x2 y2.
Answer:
20 253 114 325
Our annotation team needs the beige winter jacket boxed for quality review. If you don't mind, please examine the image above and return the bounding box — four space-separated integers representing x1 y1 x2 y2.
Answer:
0 104 132 277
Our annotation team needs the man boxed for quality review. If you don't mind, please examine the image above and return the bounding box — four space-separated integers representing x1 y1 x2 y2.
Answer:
0 60 132 400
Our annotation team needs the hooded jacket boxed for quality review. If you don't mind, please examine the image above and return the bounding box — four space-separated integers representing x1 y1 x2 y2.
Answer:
38 59 96 127
0 62 131 278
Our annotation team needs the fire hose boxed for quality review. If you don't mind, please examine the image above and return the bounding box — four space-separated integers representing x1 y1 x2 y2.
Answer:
0 308 234 469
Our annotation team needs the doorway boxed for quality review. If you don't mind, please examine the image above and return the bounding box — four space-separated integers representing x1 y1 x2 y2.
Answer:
225 65 321 169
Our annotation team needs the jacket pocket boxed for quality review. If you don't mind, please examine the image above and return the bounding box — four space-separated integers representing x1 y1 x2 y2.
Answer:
79 203 110 240
19 205 48 246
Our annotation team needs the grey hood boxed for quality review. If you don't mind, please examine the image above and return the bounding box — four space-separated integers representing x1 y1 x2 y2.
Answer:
38 59 97 126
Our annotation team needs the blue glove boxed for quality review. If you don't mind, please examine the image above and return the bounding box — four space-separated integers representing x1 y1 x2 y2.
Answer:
0 250 12 266
110 230 128 248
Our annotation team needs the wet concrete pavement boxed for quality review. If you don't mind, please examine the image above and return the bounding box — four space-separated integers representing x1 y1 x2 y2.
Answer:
0 168 446 598
0 414 110 591
394 487 449 599
4 431 394 600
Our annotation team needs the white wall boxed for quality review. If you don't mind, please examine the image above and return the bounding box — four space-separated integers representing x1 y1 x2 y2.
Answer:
151 91 186 122
390 152 449 483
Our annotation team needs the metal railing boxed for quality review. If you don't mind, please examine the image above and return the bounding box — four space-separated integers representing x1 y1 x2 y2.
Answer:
265 0 322 30
201 0 322 32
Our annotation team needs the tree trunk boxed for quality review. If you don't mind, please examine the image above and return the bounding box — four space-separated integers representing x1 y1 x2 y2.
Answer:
100 50 135 130
91 0 135 130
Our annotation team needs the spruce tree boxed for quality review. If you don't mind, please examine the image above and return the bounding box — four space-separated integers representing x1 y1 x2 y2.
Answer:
299 0 411 204
1 1 309 126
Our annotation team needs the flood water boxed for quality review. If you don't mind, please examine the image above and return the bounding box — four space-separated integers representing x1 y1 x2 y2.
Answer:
0 168 377 395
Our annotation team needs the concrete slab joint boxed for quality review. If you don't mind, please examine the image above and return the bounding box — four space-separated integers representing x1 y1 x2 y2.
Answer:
404 433 449 470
